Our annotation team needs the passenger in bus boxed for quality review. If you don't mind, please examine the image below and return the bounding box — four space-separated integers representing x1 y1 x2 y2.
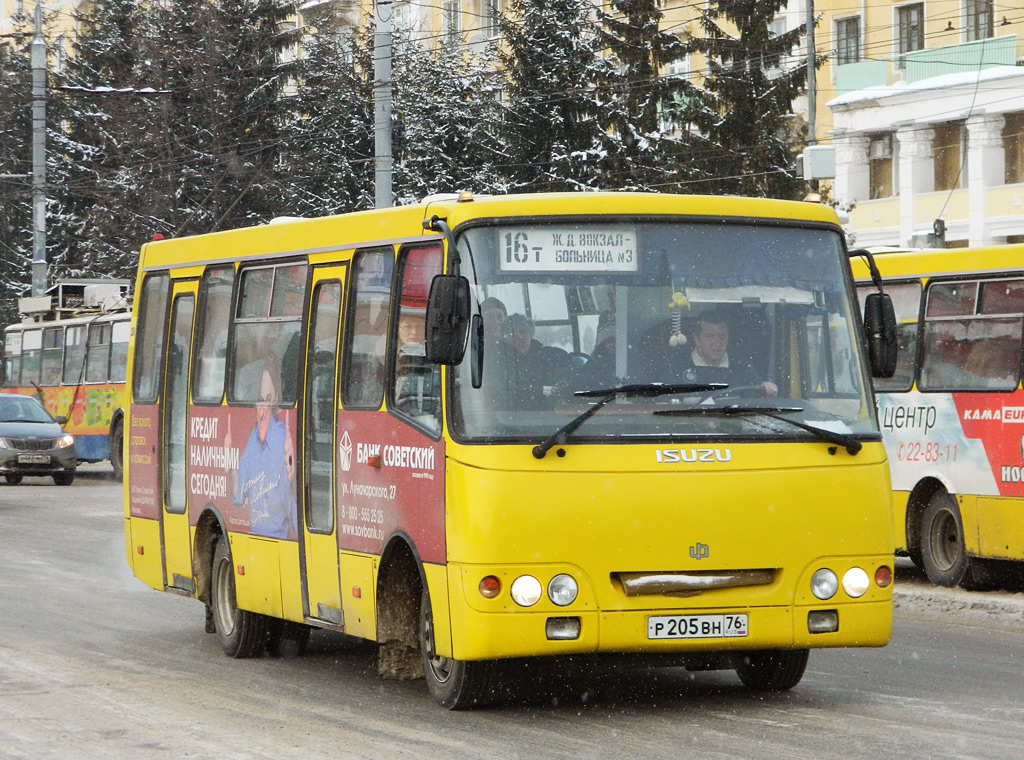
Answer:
503 314 569 408
680 312 778 396
223 359 297 540
480 296 507 339
394 312 438 418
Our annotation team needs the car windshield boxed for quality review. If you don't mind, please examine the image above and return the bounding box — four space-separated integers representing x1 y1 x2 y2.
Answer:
450 219 878 444
0 395 54 424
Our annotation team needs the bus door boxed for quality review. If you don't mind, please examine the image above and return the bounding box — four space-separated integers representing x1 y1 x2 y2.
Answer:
161 282 197 592
300 269 345 625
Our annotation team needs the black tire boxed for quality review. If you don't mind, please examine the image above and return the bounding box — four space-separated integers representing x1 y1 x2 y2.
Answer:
419 590 493 709
736 649 809 691
53 471 75 486
920 491 974 588
5 474 23 485
210 536 269 658
266 619 311 658
110 420 124 480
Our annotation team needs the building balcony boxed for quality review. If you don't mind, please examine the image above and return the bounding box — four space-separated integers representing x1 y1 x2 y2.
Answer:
834 35 1020 97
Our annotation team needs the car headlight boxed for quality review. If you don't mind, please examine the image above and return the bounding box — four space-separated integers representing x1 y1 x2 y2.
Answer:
811 568 838 600
0 437 10 449
547 574 579 606
510 575 542 607
57 434 75 449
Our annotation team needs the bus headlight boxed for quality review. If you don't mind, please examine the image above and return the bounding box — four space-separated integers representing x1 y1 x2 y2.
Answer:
57 434 75 449
547 574 578 606
510 575 542 607
843 567 870 598
811 568 838 600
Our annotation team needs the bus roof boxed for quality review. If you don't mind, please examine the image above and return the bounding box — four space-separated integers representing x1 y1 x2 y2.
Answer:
138 193 842 272
851 243 1024 282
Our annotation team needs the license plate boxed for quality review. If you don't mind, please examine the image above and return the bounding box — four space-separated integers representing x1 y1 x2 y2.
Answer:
17 454 50 464
647 613 749 639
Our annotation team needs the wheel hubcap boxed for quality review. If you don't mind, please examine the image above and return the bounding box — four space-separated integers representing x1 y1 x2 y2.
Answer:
421 605 453 683
930 508 960 572
214 556 237 635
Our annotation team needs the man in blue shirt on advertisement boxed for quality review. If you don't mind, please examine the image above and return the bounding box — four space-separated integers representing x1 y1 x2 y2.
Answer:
224 362 297 539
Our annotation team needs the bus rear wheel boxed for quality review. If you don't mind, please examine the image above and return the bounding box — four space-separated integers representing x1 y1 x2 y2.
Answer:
110 420 124 480
210 536 269 658
736 649 809 691
419 590 492 709
921 492 973 588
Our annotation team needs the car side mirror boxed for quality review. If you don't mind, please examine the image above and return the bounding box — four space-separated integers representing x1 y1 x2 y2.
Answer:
863 292 897 378
55 415 68 425
425 274 471 365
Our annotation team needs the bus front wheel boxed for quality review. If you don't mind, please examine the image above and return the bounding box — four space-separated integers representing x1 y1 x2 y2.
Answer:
419 591 492 709
736 649 809 691
921 492 972 588
210 536 269 658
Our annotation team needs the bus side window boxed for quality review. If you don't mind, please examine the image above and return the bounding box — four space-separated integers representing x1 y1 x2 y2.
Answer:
85 323 112 383
920 278 1024 391
3 333 21 387
133 272 171 404
230 263 307 405
109 319 130 384
42 327 64 386
193 265 236 404
858 281 923 392
390 246 442 433
20 329 42 388
341 248 393 409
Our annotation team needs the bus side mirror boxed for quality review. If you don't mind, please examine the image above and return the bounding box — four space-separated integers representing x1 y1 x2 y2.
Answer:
425 274 471 365
863 292 897 378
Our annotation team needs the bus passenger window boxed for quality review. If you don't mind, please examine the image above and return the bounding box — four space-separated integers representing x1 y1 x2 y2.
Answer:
42 327 64 386
342 248 393 409
86 323 112 383
390 246 441 433
230 263 307 405
920 278 1024 391
109 320 130 384
133 272 171 404
20 329 42 388
193 265 235 403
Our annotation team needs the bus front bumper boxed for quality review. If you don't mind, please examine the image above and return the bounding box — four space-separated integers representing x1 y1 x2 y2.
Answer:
447 600 892 662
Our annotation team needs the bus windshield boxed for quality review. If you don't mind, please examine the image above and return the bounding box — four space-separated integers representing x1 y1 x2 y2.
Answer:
452 220 878 443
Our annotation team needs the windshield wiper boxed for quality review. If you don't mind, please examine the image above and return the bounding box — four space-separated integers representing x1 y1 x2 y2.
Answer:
655 404 863 455
532 383 727 459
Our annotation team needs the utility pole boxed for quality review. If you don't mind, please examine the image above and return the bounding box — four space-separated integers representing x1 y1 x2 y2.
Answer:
373 0 393 209
805 0 818 193
30 0 47 296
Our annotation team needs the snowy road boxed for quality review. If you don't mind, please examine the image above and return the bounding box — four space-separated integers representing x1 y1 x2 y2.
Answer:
2 469 1022 760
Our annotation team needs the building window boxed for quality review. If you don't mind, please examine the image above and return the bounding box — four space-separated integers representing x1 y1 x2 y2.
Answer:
481 0 500 39
897 3 924 56
442 0 461 49
934 121 967 192
1005 112 1024 185
869 134 894 199
966 0 993 42
836 17 861 65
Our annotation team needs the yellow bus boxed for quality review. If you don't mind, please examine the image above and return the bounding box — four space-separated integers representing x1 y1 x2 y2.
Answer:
124 192 896 708
3 281 131 480
854 244 1024 589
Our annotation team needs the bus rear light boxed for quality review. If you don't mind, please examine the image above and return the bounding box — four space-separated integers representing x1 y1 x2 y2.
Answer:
478 575 501 599
874 565 893 588
545 617 581 640
808 610 839 633
842 567 870 598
